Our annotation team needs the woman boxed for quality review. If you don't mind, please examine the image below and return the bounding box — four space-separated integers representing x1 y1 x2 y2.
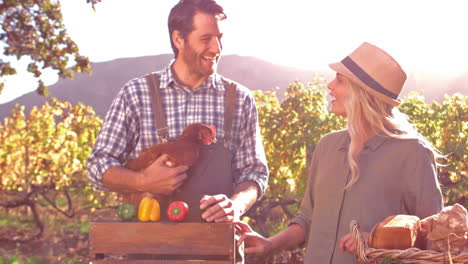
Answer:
236 42 443 263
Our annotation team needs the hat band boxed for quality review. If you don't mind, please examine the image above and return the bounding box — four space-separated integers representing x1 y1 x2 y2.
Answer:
342 56 398 100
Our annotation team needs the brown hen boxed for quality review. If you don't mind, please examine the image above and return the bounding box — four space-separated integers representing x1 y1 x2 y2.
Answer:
125 123 216 170
118 123 217 205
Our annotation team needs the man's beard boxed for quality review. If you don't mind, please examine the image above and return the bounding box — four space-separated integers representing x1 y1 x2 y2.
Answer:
182 43 216 77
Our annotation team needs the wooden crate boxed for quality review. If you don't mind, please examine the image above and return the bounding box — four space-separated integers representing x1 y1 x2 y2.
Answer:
89 221 236 264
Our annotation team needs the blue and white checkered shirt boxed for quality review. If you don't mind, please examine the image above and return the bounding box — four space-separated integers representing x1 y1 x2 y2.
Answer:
86 62 269 196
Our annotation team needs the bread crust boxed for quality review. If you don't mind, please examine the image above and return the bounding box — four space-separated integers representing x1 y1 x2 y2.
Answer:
369 215 421 250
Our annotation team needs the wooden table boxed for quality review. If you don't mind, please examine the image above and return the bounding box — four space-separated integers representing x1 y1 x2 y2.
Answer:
89 221 236 264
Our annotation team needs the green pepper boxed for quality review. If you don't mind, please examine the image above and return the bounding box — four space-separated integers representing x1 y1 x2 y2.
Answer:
117 203 137 221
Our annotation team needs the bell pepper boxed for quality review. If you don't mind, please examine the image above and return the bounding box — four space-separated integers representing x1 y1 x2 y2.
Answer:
117 203 137 221
138 197 160 222
167 201 189 222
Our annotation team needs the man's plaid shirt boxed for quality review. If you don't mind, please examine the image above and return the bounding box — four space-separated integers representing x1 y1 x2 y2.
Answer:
86 62 269 196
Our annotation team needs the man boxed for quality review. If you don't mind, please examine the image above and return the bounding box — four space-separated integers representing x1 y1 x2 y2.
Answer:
87 0 268 224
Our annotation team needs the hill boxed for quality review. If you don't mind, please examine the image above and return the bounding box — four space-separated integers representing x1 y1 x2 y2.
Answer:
0 54 318 119
0 54 466 120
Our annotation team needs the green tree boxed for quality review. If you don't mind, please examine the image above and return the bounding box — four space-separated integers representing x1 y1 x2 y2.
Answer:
399 93 467 207
246 78 345 237
0 0 100 96
0 98 102 242
246 78 345 263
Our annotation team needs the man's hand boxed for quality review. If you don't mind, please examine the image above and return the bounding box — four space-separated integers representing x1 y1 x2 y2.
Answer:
339 231 370 256
139 154 188 195
199 181 259 223
200 194 242 222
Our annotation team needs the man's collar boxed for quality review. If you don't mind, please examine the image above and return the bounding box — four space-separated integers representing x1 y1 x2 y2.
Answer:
160 60 223 92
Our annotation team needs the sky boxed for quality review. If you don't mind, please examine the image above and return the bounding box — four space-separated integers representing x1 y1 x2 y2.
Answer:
1 0 467 103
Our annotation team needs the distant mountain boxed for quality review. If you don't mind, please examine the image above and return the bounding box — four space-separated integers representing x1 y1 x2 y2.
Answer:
404 70 468 103
446 71 468 98
0 54 319 120
0 54 466 120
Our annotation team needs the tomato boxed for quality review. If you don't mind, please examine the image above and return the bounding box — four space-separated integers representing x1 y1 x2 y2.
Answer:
117 203 136 221
167 201 189 222
138 197 161 222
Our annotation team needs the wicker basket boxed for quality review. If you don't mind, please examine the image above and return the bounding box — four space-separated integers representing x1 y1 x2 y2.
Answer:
350 220 468 264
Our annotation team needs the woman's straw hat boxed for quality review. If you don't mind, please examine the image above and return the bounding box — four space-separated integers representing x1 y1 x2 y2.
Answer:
329 42 407 106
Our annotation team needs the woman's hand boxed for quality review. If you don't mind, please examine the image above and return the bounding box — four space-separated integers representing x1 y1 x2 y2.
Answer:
235 221 272 254
339 231 370 255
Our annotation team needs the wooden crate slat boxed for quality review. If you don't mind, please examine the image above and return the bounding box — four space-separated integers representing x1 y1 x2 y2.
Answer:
89 222 234 258
93 260 232 264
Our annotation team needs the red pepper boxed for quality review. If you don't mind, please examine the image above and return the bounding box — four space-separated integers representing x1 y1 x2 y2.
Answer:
167 201 189 222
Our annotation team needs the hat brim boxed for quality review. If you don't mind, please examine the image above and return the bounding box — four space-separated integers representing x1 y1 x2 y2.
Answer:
329 62 401 106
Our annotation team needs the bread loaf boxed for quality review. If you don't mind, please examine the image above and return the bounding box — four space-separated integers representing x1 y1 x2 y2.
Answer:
369 215 421 250
423 203 467 254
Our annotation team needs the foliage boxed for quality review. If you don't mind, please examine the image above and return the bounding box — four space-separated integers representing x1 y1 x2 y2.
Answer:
0 80 465 263
245 78 345 236
399 93 467 207
255 78 345 198
243 78 345 263
380 256 403 264
0 0 97 96
0 98 103 242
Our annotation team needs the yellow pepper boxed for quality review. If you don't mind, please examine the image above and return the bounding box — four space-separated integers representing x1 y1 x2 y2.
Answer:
138 197 160 222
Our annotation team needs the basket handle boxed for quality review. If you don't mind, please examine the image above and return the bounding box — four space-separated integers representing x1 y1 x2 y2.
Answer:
350 220 371 264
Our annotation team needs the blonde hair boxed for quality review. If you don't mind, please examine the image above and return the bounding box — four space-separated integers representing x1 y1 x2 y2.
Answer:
343 81 440 188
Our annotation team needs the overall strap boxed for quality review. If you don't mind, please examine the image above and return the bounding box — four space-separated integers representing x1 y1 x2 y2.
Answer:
223 80 237 147
145 73 169 143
